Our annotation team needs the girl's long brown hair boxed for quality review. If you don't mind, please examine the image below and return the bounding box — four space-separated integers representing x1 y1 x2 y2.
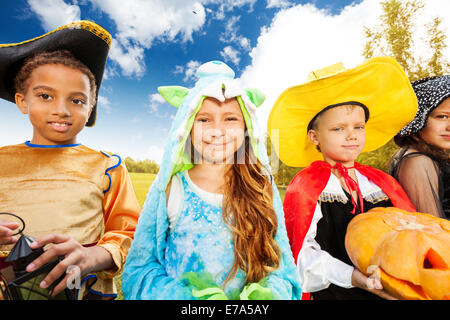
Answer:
221 136 281 286
394 134 449 161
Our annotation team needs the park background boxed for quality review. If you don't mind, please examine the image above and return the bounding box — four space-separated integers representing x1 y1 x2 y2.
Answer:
123 0 450 202
1 0 450 299
123 0 450 299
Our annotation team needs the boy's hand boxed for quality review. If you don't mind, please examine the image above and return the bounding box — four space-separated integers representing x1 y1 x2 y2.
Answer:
351 268 398 300
25 233 114 296
0 221 20 245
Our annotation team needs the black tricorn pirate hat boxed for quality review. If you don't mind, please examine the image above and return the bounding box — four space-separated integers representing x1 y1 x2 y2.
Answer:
0 20 111 127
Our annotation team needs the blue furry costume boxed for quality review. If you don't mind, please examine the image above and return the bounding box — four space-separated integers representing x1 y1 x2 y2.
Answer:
121 61 302 300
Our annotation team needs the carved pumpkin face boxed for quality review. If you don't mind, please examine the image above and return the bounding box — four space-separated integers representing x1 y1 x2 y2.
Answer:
345 207 450 300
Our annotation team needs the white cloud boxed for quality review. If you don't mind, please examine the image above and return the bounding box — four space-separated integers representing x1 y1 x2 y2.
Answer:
27 0 81 31
266 0 291 9
219 15 251 51
148 93 165 113
209 0 257 20
220 15 240 42
173 65 185 75
239 37 251 51
174 60 202 82
90 0 206 44
102 66 118 81
97 95 112 114
184 60 202 82
108 38 146 78
217 14 252 65
239 0 450 137
221 46 241 65
148 92 175 121
88 0 207 77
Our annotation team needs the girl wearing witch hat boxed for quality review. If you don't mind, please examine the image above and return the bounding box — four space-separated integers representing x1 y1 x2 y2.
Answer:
0 21 140 299
390 75 450 219
268 57 417 300
121 61 302 300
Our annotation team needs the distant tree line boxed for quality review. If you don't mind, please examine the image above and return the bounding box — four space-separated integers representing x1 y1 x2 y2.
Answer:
124 157 159 174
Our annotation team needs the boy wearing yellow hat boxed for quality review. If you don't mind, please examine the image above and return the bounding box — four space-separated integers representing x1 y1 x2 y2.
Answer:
0 21 140 299
268 57 417 300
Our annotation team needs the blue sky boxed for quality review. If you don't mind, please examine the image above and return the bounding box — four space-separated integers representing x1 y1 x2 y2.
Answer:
1 0 448 163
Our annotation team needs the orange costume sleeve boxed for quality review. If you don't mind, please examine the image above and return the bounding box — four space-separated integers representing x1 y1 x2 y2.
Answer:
97 160 141 279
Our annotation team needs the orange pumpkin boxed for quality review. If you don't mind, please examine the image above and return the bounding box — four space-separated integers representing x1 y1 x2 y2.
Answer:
345 207 450 300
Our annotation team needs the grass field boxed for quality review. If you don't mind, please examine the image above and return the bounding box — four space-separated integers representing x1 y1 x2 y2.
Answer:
114 172 155 299
129 172 156 207
278 187 286 201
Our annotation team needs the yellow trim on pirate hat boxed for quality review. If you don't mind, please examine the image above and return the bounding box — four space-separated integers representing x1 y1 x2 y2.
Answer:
267 56 418 167
0 20 111 127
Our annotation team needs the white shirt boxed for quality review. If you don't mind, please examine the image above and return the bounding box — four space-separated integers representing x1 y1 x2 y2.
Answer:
297 169 389 293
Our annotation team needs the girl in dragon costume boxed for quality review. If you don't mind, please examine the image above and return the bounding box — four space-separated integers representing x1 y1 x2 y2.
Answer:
121 61 302 300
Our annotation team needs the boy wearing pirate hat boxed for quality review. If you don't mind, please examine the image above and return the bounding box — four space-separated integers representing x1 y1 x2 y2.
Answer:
0 21 140 299
268 57 417 300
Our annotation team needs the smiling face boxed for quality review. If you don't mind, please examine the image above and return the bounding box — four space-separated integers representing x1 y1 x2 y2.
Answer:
190 96 246 164
419 98 450 151
14 63 92 145
307 105 367 166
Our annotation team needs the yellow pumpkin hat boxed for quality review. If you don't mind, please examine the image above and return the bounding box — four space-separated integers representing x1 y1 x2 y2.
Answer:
267 57 418 167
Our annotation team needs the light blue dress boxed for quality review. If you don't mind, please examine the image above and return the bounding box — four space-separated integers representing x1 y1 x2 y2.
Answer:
164 172 245 296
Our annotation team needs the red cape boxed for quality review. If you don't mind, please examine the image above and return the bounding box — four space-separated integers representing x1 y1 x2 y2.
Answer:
283 161 416 300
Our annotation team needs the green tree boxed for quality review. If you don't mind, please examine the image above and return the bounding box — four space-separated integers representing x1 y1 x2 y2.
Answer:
124 156 137 172
264 133 302 188
425 17 450 77
360 0 450 172
363 0 424 78
363 0 450 80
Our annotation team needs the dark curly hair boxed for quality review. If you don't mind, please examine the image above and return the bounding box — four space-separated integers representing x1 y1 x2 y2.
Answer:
13 49 97 107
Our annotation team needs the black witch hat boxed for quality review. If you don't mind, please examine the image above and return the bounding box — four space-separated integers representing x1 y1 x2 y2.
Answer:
0 20 111 127
397 75 450 137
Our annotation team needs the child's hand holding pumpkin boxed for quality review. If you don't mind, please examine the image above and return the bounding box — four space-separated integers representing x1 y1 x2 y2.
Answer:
351 268 397 300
